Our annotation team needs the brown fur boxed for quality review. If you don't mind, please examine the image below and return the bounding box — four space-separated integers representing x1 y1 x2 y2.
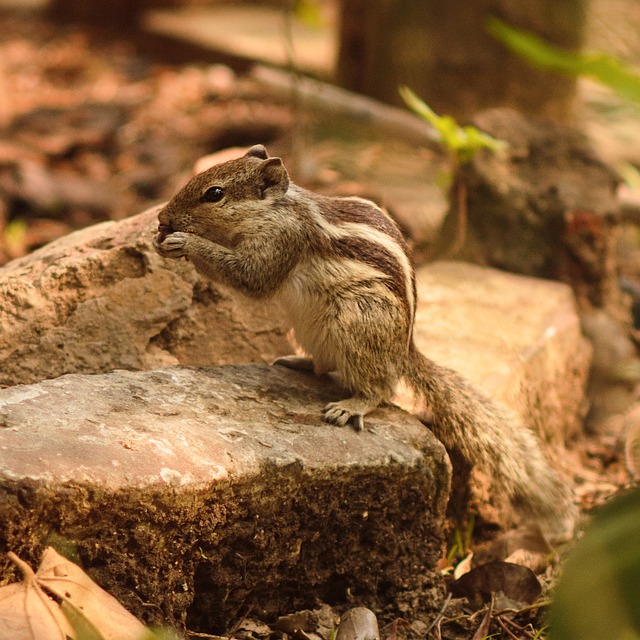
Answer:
328 235 413 315
153 145 576 536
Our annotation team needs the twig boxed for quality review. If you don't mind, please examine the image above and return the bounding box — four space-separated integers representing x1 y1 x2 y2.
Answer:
226 606 253 640
467 607 490 623
448 178 468 257
423 593 452 636
438 605 489 627
251 66 440 149
497 616 528 640
381 616 426 639
497 600 552 615
500 615 535 638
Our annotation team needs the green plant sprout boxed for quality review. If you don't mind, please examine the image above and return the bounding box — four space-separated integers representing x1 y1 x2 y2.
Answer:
3 218 28 256
446 515 475 565
293 0 324 28
399 86 505 166
400 87 505 256
487 17 640 105
533 626 550 640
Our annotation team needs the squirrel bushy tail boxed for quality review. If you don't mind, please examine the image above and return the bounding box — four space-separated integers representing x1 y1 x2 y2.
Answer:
406 343 576 534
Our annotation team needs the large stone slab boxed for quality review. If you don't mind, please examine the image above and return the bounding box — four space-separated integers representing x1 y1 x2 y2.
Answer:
412 262 592 445
0 205 292 387
0 364 451 632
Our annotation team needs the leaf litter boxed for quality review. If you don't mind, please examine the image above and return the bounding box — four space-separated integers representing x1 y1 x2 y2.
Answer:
0 547 151 640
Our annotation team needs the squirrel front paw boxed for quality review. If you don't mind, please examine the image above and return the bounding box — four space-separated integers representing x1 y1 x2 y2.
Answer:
153 231 190 259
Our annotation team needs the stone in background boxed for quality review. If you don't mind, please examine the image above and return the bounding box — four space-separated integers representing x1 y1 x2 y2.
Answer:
0 205 292 387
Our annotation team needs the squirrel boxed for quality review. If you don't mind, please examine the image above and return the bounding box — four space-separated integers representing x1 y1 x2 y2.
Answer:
153 144 576 534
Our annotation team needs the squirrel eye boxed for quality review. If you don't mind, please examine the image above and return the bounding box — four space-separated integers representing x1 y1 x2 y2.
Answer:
201 186 225 203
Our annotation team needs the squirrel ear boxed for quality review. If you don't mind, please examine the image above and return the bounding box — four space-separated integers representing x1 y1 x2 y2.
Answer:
259 157 289 199
245 144 269 160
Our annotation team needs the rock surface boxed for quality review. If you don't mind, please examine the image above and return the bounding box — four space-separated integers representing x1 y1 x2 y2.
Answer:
0 206 591 631
406 262 590 524
0 364 451 632
413 262 592 445
0 205 292 386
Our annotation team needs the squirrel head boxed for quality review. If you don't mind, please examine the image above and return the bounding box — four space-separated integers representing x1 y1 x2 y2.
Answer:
157 145 290 247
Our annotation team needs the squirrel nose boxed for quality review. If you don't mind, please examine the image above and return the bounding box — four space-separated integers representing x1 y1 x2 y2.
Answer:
157 223 174 241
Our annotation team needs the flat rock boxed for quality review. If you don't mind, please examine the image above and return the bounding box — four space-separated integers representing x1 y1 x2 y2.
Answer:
0 205 292 386
0 364 451 632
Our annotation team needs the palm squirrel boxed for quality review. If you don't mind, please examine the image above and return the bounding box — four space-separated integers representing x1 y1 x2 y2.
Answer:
153 144 576 533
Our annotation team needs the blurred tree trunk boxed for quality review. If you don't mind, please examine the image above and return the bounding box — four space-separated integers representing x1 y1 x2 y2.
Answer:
336 0 588 122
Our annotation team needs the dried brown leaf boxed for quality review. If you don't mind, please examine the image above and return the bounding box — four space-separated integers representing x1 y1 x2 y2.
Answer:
335 607 379 640
503 548 548 573
0 552 74 640
470 608 491 640
453 551 473 580
35 547 147 640
448 561 542 609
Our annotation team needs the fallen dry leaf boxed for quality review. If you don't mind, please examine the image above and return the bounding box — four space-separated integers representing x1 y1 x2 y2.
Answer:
273 609 319 636
504 548 549 574
35 547 148 640
453 551 473 580
448 561 542 609
334 607 379 640
472 524 553 573
470 606 491 640
0 552 74 640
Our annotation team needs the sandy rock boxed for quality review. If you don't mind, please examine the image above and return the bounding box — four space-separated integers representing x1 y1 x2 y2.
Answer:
408 262 591 526
412 262 592 446
0 205 292 386
0 363 451 632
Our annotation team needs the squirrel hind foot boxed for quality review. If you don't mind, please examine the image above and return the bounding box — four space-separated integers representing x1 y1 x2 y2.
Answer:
323 395 381 432
272 355 316 373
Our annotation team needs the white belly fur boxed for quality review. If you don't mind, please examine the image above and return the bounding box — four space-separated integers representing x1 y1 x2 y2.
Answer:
275 256 387 374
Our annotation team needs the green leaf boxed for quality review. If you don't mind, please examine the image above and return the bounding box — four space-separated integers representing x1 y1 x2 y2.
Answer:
293 0 324 29
4 218 27 254
618 162 640 190
550 488 640 640
487 17 640 104
399 86 505 163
